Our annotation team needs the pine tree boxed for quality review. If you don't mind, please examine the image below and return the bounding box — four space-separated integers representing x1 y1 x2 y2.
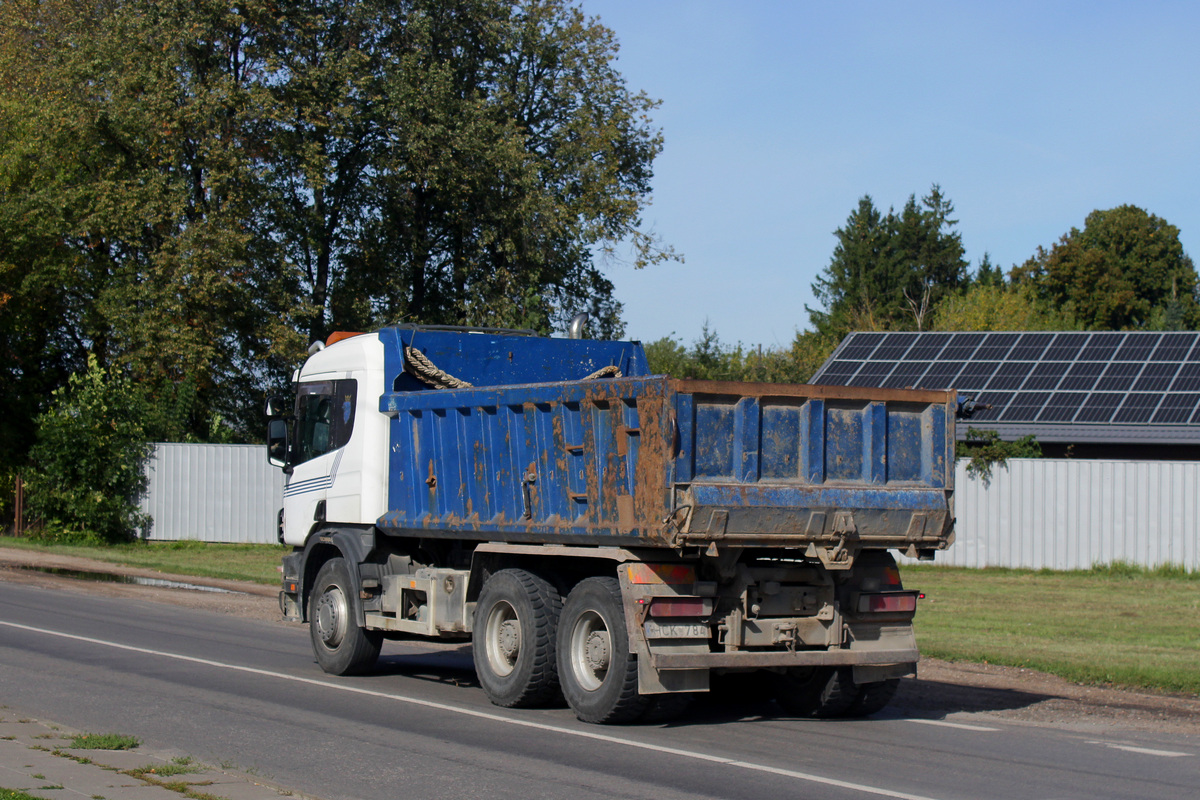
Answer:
809 185 969 336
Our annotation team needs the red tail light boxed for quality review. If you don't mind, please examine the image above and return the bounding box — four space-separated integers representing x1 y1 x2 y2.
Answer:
857 592 918 614
648 597 712 617
626 563 696 585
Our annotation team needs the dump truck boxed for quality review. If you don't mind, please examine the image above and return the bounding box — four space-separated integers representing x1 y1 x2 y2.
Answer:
267 324 955 723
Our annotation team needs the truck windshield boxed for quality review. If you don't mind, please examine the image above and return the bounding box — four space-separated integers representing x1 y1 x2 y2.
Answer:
294 379 357 465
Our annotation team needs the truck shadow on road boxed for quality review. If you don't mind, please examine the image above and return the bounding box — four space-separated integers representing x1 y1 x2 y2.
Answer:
374 647 480 690
674 675 1049 726
888 676 1051 719
369 646 1050 726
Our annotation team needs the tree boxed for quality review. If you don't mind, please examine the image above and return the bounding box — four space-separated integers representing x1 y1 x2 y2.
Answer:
0 0 670 481
254 0 669 344
643 324 835 385
24 355 152 543
932 282 1081 332
1011 205 1199 330
959 427 1042 485
785 329 841 384
810 185 969 337
973 252 1005 287
0 0 285 449
644 323 741 381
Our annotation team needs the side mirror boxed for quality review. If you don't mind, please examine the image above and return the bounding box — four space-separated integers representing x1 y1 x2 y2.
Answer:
267 418 291 470
265 395 290 419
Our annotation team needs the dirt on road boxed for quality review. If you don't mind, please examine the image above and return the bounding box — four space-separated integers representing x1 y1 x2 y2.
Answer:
3 546 1198 738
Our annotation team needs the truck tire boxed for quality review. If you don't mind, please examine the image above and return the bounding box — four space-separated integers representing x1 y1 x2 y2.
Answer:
309 557 382 676
557 577 648 724
847 679 900 717
472 569 562 708
774 666 858 718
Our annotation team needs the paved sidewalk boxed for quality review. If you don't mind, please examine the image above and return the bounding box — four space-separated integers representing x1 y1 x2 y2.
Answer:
0 712 312 800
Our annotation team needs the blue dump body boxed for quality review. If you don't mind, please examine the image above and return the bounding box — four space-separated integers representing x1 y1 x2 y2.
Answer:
376 328 955 553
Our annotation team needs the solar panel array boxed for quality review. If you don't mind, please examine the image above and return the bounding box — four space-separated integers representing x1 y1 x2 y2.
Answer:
811 331 1200 426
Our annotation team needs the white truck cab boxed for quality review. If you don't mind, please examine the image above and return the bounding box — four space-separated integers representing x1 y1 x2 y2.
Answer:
273 332 388 547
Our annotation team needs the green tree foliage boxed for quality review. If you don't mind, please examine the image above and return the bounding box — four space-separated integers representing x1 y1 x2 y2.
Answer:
932 282 1081 332
810 185 969 337
972 252 1005 287
0 0 284 454
1011 205 1199 330
958 427 1042 485
643 324 837 385
24 355 152 543
253 0 669 345
0 0 669 477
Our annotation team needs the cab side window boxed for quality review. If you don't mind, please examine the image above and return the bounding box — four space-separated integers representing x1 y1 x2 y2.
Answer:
294 380 357 465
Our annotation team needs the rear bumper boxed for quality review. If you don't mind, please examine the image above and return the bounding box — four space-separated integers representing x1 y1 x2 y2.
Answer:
651 647 918 670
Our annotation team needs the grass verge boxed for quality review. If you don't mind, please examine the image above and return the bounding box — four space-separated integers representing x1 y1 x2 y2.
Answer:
905 563 1200 695
69 732 141 750
0 536 285 585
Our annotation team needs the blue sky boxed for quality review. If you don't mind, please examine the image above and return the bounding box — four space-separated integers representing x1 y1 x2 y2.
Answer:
585 1 1200 348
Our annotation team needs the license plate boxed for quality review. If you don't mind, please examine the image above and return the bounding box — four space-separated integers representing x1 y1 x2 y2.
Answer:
643 621 709 639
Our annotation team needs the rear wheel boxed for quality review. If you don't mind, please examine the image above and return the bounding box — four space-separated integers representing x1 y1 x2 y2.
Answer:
558 577 648 724
774 666 858 718
309 557 382 675
847 678 901 717
472 569 562 708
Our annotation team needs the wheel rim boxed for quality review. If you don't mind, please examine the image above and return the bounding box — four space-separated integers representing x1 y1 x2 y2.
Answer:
484 599 521 677
568 609 610 692
314 584 349 649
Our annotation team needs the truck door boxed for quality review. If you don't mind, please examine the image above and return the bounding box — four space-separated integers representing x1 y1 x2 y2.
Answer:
283 379 357 541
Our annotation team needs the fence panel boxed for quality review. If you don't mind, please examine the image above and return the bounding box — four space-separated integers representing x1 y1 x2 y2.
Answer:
140 443 283 544
930 458 1200 570
141 446 1200 565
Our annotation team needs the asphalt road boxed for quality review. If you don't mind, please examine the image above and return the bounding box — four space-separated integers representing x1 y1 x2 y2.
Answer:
1 580 1196 800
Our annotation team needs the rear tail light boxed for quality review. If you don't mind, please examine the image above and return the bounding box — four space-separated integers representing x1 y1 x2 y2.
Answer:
626 563 696 585
857 592 918 614
648 597 713 618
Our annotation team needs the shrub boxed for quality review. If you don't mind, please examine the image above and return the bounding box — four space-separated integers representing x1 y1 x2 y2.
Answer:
959 427 1042 485
24 355 152 543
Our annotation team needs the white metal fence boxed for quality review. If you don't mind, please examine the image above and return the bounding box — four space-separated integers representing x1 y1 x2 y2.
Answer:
929 458 1200 571
139 445 1200 568
140 443 283 544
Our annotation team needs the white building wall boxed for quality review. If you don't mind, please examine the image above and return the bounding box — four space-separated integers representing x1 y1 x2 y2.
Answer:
140 443 284 543
931 458 1200 571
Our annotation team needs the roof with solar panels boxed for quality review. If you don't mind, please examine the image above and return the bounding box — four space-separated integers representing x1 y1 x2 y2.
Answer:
809 330 1200 445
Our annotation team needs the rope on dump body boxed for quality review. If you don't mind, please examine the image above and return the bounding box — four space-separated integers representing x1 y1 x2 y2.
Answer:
403 346 622 389
582 365 622 380
404 346 474 389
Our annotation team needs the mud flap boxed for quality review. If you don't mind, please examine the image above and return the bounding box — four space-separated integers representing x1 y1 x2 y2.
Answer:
852 663 916 683
638 642 710 694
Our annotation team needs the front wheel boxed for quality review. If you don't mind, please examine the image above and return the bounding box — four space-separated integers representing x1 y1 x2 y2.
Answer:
557 577 648 724
309 557 382 675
